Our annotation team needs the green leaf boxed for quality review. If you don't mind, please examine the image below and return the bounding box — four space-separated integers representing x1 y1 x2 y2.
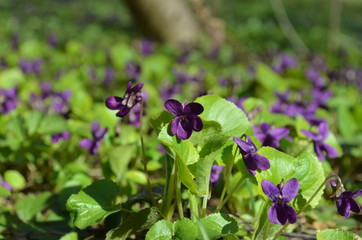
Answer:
316 229 360 240
145 220 173 240
150 110 174 135
198 213 238 240
0 186 11 197
252 201 281 240
255 148 325 210
66 180 122 229
173 218 198 240
15 192 52 223
106 207 162 240
4 170 26 191
158 125 198 193
23 111 44 135
255 64 286 91
195 95 251 137
60 232 78 240
108 145 136 180
37 114 67 135
0 68 25 88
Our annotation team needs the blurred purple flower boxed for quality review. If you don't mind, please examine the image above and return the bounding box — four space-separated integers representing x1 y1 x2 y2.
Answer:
105 81 144 117
262 178 299 225
125 62 141 81
1 180 12 191
253 123 290 149
104 67 115 86
138 40 154 56
311 88 332 109
233 136 270 175
0 57 8 68
0 88 18 115
174 70 189 84
79 122 108 155
30 82 71 117
301 122 338 161
272 54 298 74
210 165 223 185
158 144 166 155
306 68 326 89
48 33 59 48
164 99 204 140
19 59 42 75
52 131 70 143
160 83 180 101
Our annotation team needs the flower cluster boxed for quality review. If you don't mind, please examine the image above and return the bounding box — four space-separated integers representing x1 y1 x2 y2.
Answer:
253 123 290 150
29 82 71 117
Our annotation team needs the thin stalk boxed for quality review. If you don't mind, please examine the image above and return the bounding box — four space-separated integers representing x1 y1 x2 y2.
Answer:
216 147 238 212
201 195 208 217
161 154 176 219
217 175 246 212
188 191 200 222
139 101 157 207
269 0 309 54
175 157 184 219
272 174 339 240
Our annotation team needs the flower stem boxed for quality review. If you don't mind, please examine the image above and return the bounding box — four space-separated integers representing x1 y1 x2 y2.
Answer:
216 146 238 212
272 174 340 240
189 191 199 222
217 174 246 211
161 154 176 219
175 157 184 219
139 101 157 207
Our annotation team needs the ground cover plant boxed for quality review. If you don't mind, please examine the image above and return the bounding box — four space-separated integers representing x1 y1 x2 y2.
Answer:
0 0 362 239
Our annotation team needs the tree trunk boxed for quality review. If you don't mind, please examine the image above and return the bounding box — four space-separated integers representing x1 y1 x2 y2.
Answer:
125 0 202 46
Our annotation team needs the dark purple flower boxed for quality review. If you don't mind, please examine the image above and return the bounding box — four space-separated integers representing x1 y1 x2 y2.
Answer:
0 88 18 115
105 81 144 118
79 122 108 155
125 62 141 81
301 122 338 161
210 165 223 185
164 99 204 140
233 136 270 175
1 180 12 191
330 181 362 217
52 131 70 143
262 178 299 225
138 40 154 56
311 88 332 109
253 123 290 149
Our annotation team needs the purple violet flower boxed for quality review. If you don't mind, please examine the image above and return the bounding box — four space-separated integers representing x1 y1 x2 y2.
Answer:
233 136 270 175
210 165 223 185
79 122 108 155
330 181 362 217
19 59 42 75
253 123 290 149
301 122 338 161
164 99 204 140
105 81 144 117
262 178 299 225
52 131 70 143
0 88 18 115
